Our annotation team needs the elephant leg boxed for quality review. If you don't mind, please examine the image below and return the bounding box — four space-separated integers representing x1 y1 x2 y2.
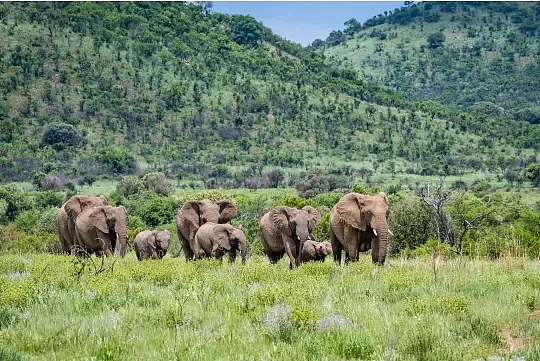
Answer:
178 232 194 261
267 250 282 264
344 251 350 264
344 227 359 262
59 230 69 254
371 237 380 264
229 249 237 264
330 226 342 264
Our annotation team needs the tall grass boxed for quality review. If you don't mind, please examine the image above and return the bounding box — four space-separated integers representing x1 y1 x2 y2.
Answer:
1 254 539 360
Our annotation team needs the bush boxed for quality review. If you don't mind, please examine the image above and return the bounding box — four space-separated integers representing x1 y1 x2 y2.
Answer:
0 186 34 222
297 169 349 198
389 196 437 255
135 195 178 227
96 147 137 175
115 176 145 198
41 122 84 148
351 183 384 195
142 172 173 196
35 191 64 208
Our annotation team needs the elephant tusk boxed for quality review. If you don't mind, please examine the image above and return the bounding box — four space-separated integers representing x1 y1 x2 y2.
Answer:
373 229 377 237
388 229 394 236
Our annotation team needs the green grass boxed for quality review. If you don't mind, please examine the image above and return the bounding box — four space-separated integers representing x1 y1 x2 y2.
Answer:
1 253 540 360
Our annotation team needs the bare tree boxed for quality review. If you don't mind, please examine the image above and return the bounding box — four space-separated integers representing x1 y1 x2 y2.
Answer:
419 178 455 246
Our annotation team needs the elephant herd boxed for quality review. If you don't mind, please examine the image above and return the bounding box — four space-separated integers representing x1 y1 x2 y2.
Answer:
57 191 392 267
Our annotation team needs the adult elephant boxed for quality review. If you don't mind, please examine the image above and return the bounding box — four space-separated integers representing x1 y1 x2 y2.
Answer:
194 223 248 264
74 205 128 257
330 192 392 264
57 195 108 253
260 206 321 269
176 199 237 260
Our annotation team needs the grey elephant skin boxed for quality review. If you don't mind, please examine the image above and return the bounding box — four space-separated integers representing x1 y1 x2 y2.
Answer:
134 230 171 261
330 192 390 264
57 195 108 253
176 199 237 261
301 240 332 263
74 205 128 257
194 223 248 264
260 206 321 269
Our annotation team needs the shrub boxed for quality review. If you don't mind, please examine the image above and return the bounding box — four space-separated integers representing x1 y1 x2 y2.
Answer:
135 196 178 227
142 172 173 196
116 176 144 198
35 190 64 208
41 122 84 147
351 183 384 195
96 147 137 175
389 196 437 255
0 186 34 222
297 169 349 198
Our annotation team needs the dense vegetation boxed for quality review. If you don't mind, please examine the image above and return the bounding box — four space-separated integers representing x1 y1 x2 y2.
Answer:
321 2 540 123
1 1 539 190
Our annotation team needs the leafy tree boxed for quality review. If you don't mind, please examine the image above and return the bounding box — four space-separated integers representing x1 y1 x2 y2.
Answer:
526 163 540 187
427 32 446 49
41 122 84 147
344 18 361 36
230 15 264 47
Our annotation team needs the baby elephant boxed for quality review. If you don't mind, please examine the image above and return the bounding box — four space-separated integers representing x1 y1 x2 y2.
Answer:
194 223 248 264
301 240 332 263
134 230 171 261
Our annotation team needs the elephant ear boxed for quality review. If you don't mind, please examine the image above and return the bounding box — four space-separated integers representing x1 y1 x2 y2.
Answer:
217 200 237 223
378 192 389 204
302 206 321 232
90 207 109 234
213 225 232 251
336 193 366 231
270 206 293 237
64 196 83 219
181 201 201 227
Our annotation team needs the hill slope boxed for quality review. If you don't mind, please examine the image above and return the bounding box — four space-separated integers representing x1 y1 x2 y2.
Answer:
321 2 540 122
0 2 539 188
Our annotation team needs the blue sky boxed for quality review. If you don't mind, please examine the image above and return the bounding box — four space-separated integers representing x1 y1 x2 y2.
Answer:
212 1 403 46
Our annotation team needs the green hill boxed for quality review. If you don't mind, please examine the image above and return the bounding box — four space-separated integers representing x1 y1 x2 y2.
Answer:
0 2 539 189
320 2 540 123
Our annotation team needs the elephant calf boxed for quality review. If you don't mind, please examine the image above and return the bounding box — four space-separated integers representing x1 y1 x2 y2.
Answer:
194 223 248 264
134 230 171 261
301 240 332 263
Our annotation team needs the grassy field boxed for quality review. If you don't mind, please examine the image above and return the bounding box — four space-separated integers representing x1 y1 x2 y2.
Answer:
1 253 540 360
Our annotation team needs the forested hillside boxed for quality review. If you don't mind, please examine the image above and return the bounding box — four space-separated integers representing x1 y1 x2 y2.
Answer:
0 2 539 189
320 2 540 123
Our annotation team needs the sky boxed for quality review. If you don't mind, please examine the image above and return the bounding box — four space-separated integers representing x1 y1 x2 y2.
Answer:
212 1 403 46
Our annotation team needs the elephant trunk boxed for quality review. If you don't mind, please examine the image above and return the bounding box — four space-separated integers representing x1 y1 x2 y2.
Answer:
376 222 389 265
115 222 127 258
240 242 248 265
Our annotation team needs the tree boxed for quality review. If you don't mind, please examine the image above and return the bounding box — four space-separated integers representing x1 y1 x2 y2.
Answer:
525 163 540 187
427 32 446 49
344 18 361 36
230 15 264 48
41 122 84 147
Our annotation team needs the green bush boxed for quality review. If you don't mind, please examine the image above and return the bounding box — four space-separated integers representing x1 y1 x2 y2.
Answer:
389 196 437 255
135 195 178 228
141 172 173 196
41 122 84 148
351 183 384 195
35 190 64 208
